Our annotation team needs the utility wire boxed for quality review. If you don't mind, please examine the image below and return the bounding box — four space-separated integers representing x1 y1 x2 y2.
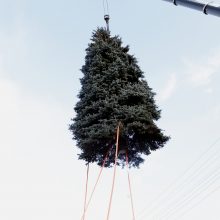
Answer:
137 137 220 220
164 174 220 220
173 184 220 220
159 167 220 219
148 148 220 219
171 147 220 191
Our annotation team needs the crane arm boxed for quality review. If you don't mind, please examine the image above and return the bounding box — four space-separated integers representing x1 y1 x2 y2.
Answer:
162 0 220 17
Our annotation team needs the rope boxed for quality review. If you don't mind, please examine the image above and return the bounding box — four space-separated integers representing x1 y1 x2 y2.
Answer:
106 0 109 15
80 148 111 220
103 0 109 15
126 151 136 220
82 163 89 220
106 124 120 220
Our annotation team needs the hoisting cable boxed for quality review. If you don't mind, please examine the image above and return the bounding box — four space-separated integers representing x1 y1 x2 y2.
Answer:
126 151 136 220
106 123 120 220
80 147 112 220
103 0 109 15
82 163 89 220
103 0 110 32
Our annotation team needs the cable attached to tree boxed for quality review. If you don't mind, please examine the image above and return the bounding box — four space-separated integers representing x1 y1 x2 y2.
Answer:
82 163 89 220
106 123 120 220
126 151 136 220
80 147 112 220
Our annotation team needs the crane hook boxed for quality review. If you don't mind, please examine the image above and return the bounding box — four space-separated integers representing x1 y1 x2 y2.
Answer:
103 0 110 32
104 14 110 32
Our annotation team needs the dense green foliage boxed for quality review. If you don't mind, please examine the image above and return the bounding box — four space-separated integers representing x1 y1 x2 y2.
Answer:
70 28 169 168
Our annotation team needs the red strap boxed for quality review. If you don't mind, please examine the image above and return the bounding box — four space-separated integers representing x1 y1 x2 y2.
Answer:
81 147 111 220
126 151 136 220
106 124 120 220
82 163 89 220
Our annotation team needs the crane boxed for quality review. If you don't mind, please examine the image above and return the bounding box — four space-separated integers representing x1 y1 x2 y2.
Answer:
163 0 220 17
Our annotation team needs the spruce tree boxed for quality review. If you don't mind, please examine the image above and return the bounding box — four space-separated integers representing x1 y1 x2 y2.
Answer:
70 28 169 168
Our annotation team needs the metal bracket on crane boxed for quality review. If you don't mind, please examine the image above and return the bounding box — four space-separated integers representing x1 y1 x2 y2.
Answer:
173 0 177 6
162 0 220 17
203 1 212 14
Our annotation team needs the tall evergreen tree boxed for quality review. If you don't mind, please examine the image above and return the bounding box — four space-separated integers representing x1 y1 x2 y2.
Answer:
70 28 169 168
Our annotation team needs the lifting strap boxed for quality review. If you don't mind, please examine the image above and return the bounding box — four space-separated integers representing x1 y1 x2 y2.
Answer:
106 124 120 220
126 151 136 220
81 147 112 220
82 163 89 220
81 123 136 220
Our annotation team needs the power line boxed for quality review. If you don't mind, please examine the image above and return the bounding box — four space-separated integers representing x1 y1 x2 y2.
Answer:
149 148 220 219
137 137 220 220
159 167 220 219
174 184 220 220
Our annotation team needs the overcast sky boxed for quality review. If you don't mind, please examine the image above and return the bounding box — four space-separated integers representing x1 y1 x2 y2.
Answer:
0 0 220 219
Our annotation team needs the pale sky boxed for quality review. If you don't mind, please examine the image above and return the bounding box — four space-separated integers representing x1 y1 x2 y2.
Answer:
0 0 220 220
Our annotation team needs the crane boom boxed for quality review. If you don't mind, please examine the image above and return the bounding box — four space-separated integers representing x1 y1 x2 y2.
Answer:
162 0 220 17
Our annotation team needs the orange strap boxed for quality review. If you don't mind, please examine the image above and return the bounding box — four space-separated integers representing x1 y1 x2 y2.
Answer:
82 163 89 220
81 147 111 220
81 123 136 220
106 124 120 220
126 151 136 220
